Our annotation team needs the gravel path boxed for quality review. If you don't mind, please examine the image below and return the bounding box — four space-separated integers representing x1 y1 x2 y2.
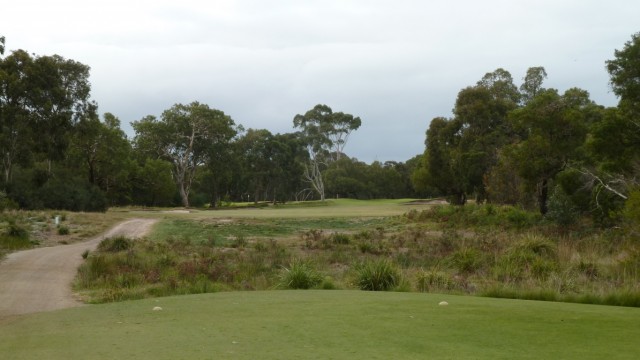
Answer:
0 218 158 319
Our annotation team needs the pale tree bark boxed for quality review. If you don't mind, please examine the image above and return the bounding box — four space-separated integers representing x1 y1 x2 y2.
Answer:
575 168 631 201
303 152 325 201
170 126 199 208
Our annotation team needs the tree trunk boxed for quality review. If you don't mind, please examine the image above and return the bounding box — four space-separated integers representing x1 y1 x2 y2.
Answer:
210 183 219 209
178 181 190 208
538 178 549 215
449 192 466 205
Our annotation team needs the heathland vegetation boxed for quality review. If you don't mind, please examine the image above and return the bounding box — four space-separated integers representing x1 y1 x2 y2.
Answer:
67 199 639 307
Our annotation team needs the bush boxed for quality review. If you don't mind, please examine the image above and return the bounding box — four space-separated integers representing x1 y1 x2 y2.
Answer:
447 248 484 274
0 191 18 211
98 236 133 252
6 221 29 239
331 233 351 245
546 186 580 225
623 189 640 227
355 259 399 291
495 234 558 281
57 225 70 235
7 169 107 212
279 259 322 289
416 269 456 292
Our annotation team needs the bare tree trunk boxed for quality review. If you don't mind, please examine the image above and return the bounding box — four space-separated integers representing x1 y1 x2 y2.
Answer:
304 159 325 201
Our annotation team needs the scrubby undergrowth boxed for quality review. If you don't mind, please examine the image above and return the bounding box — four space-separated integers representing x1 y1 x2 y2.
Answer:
75 204 640 307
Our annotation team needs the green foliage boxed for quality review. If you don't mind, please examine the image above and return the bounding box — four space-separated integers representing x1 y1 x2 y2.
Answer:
447 248 484 274
98 236 133 253
606 32 640 117
0 220 31 251
0 192 18 211
416 269 457 292
545 186 580 225
9 169 107 212
354 259 400 291
496 234 557 281
623 189 640 226
71 201 640 307
57 225 70 235
6 221 28 239
133 102 237 207
410 204 540 229
279 259 323 289
330 233 351 245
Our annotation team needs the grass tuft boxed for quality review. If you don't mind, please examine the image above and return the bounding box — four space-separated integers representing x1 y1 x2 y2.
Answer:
355 259 400 291
279 259 323 289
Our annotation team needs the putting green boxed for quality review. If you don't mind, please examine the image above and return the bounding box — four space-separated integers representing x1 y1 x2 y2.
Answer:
1 291 638 359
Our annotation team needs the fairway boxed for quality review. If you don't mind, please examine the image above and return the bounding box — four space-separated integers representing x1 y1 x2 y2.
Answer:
126 199 435 220
1 290 638 359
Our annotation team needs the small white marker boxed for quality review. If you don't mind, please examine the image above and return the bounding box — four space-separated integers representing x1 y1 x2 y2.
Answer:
153 306 163 311
438 301 449 306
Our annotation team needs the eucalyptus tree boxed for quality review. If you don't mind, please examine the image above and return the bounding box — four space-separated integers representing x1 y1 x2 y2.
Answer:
507 88 591 214
413 117 468 204
133 102 236 207
293 104 361 201
520 67 547 104
30 54 93 173
607 31 640 118
70 112 134 205
0 49 94 185
0 50 35 186
574 32 640 205
416 69 520 204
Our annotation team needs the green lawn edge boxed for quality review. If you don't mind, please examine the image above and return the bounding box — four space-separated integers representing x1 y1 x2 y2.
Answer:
1 290 639 359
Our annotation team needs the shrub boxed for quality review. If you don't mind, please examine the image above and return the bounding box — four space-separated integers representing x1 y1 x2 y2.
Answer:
331 233 351 245
57 225 70 235
355 259 399 291
495 234 558 281
98 236 133 252
623 189 640 227
279 259 323 289
416 269 456 292
573 259 600 280
447 248 484 274
505 207 536 228
0 191 18 211
320 276 337 290
515 234 557 258
231 234 247 248
546 186 580 225
6 221 29 239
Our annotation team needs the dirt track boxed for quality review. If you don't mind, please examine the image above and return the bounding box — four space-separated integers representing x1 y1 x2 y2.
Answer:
0 218 157 319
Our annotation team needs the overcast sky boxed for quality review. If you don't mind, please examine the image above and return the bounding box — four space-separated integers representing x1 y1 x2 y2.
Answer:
3 0 639 162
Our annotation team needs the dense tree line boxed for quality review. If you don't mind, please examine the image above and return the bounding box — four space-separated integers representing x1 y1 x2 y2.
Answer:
0 38 420 210
1 32 638 216
412 32 640 225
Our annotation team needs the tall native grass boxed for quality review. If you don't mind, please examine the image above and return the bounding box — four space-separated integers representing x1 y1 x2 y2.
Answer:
76 203 640 307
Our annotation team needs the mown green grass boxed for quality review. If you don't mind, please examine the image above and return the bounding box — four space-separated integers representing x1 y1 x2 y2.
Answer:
140 198 431 220
1 291 638 359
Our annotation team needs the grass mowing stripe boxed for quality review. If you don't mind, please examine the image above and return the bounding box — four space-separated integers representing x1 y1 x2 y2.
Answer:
1 291 638 359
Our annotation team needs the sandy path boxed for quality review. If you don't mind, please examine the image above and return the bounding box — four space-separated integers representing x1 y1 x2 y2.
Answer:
0 218 158 319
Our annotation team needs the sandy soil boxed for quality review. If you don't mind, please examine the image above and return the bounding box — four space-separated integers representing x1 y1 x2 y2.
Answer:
0 218 158 320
